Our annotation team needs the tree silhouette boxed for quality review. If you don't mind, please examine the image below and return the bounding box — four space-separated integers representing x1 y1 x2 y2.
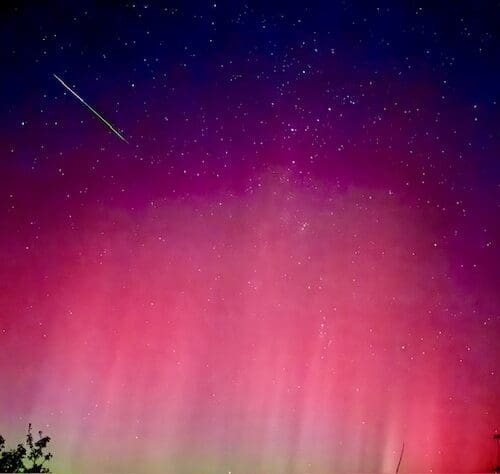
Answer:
0 424 52 473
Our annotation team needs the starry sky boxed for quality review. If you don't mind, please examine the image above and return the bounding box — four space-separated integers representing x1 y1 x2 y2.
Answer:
0 1 499 473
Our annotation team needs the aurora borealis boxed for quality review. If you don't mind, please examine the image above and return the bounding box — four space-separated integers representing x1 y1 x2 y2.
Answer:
0 2 499 473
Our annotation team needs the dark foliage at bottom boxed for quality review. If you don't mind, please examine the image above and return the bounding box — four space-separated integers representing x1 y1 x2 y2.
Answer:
0 424 52 473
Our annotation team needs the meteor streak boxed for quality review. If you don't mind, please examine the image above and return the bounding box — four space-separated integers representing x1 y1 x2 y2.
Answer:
53 74 128 143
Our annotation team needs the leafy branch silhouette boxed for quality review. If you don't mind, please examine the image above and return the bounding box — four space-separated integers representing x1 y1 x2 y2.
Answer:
0 424 52 473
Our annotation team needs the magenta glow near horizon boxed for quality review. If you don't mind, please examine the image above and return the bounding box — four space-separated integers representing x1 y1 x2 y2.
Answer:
0 2 499 473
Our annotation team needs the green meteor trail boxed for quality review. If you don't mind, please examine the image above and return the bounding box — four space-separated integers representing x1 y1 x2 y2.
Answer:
53 74 128 143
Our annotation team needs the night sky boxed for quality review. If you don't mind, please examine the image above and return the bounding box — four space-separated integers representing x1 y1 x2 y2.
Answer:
0 2 499 473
